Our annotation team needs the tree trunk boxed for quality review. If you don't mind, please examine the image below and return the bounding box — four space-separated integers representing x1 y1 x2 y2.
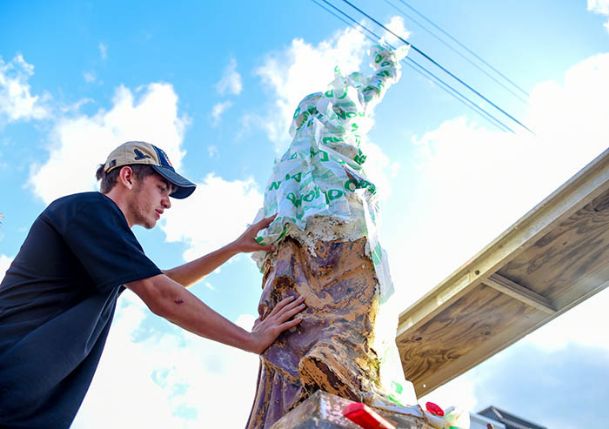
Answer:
246 236 382 429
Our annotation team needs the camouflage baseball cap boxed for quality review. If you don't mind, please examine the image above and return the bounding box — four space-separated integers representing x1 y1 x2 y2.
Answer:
103 141 196 199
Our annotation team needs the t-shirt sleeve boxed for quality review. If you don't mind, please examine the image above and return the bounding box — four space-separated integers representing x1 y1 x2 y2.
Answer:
45 195 162 292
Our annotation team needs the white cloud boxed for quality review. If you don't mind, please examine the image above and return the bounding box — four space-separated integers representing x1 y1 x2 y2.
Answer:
367 48 609 421
211 100 232 126
74 291 260 428
0 254 13 278
321 44 609 414
386 53 609 354
59 98 94 115
83 71 96 83
99 42 108 60
255 26 369 151
216 58 242 96
161 173 263 261
589 0 609 13
0 54 50 123
207 145 219 158
73 293 183 428
29 83 188 204
235 313 257 330
523 286 609 353
528 53 609 145
589 0 609 31
382 16 411 46
360 140 395 202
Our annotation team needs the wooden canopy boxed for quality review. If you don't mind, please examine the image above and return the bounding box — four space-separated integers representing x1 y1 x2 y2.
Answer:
396 148 609 396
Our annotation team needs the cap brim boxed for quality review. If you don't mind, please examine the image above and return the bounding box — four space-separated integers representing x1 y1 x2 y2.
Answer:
151 165 197 199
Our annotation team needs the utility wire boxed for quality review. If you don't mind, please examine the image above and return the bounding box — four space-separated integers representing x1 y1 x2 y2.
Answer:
406 57 514 133
340 0 534 134
313 0 378 41
314 0 516 132
313 0 514 133
396 0 529 98
383 0 528 104
312 0 515 133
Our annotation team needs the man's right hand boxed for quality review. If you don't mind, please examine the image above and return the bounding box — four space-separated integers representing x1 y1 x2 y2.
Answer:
248 296 306 354
127 274 306 354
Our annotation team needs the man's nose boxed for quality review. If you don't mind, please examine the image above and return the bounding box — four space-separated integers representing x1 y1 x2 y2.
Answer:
163 195 171 209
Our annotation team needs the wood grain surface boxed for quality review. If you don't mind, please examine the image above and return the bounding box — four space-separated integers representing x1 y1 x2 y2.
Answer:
397 158 609 396
397 186 609 395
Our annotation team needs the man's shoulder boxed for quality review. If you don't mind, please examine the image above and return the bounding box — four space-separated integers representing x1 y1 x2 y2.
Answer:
44 192 119 223
47 192 112 212
51 191 107 205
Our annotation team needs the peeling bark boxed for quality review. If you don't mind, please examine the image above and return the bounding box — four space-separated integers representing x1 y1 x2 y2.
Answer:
246 237 382 429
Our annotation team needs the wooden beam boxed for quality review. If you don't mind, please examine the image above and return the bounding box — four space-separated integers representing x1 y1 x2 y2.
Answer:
398 147 609 333
397 148 609 396
484 274 557 314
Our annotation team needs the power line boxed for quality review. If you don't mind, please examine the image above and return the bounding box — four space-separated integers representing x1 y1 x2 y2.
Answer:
395 0 529 98
313 0 379 41
383 0 529 104
406 59 514 133
312 0 515 132
339 0 534 134
312 0 516 132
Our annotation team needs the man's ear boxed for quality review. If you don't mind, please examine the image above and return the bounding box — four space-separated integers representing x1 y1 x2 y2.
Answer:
118 166 135 190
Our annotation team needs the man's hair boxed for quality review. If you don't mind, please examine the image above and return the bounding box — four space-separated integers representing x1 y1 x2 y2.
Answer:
95 164 157 194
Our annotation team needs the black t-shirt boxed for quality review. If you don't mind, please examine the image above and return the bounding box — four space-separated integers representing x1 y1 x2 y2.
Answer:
0 192 162 428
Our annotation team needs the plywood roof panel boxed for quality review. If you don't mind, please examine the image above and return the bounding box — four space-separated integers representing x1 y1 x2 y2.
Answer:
397 148 609 396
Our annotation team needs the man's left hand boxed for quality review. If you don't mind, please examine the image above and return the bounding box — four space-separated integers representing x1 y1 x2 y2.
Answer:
231 215 276 253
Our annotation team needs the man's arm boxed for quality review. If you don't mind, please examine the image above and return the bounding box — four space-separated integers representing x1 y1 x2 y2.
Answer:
126 273 304 354
163 216 275 287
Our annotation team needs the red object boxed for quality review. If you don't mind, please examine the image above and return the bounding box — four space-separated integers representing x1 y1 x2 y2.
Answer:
425 401 445 417
343 403 396 429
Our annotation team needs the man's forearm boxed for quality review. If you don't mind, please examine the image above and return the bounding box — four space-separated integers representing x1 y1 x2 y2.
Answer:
163 242 239 287
126 274 305 354
127 274 256 351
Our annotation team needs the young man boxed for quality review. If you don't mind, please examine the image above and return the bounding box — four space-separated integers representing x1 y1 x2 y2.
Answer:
0 141 305 428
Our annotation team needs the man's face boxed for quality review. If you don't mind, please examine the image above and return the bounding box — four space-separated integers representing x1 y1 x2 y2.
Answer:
129 173 173 229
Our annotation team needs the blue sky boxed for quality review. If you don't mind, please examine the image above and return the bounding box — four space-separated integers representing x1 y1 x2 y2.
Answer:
1 1 609 427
